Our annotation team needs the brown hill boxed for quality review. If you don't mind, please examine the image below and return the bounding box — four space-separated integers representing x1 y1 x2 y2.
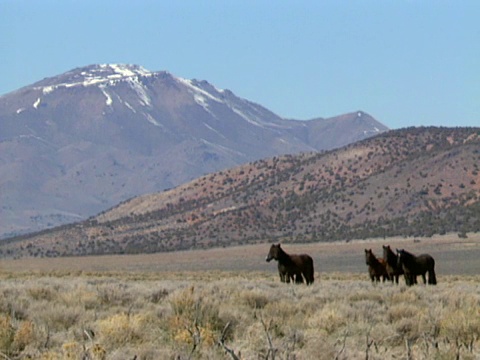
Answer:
1 126 479 258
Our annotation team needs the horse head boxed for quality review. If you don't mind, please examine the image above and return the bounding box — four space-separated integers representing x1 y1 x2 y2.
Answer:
383 245 395 262
364 249 374 265
382 245 388 257
266 243 281 262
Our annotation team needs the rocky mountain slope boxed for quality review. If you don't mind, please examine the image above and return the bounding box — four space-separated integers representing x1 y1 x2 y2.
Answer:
0 64 387 238
2 126 479 258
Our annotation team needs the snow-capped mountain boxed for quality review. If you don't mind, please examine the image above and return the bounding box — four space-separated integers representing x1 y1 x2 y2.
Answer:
0 64 388 238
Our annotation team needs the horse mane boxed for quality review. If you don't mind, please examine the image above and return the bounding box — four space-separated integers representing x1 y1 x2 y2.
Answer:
398 248 414 257
365 249 382 266
397 249 416 264
276 245 296 266
275 244 287 256
383 245 397 266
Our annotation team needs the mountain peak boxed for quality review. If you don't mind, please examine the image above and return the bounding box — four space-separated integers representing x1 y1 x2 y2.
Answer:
31 63 157 94
82 63 153 78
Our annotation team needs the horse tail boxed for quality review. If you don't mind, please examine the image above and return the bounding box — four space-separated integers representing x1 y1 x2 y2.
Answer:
309 271 314 285
428 257 437 285
428 268 437 285
306 256 314 285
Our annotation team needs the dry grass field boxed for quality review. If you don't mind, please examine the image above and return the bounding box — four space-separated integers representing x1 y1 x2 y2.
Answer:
0 234 479 359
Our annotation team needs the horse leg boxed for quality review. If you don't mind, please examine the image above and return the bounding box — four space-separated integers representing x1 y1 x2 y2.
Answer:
384 270 391 283
412 275 418 286
306 264 314 285
295 272 304 284
421 273 427 284
289 270 297 284
406 271 417 286
388 271 394 283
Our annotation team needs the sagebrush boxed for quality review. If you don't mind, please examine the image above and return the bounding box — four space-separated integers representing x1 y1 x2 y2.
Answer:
0 271 479 359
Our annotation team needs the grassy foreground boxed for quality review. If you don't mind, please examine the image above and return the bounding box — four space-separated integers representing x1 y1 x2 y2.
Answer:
0 270 479 360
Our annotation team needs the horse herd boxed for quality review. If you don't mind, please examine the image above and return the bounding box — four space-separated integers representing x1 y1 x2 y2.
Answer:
365 245 437 286
265 243 437 286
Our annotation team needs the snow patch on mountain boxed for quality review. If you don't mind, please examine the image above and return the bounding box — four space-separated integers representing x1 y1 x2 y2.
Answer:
43 86 55 95
18 134 57 148
99 86 113 106
177 78 224 108
126 77 151 107
200 138 245 157
176 77 280 128
124 101 136 113
203 123 227 139
193 94 217 117
363 127 381 135
144 113 163 127
231 106 265 128
103 64 151 78
37 64 153 95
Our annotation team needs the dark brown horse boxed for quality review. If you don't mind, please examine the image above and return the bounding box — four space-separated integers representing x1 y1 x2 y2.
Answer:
396 249 437 286
382 245 404 284
365 249 389 283
266 244 314 285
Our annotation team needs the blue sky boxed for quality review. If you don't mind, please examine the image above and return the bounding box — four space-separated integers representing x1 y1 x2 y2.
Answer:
1 1 479 129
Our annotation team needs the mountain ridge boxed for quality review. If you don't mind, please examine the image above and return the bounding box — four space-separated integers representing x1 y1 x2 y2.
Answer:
0 64 388 239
